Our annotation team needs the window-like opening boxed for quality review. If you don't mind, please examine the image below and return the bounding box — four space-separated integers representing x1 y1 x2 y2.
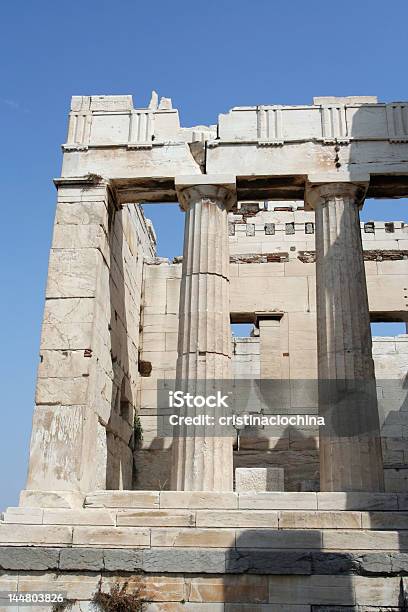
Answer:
371 322 407 336
285 222 295 235
360 199 408 225
364 222 375 233
140 203 184 260
305 222 314 234
231 323 254 337
265 223 275 235
385 222 395 233
246 223 255 236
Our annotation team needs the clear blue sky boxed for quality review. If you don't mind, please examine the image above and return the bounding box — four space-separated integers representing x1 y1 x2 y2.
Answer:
1 0 407 510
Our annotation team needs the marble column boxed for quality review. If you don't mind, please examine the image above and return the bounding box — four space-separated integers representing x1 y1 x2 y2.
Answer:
306 182 384 492
171 176 236 491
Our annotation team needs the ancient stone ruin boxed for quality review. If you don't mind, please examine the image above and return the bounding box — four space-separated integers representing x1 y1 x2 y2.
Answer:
1 93 408 609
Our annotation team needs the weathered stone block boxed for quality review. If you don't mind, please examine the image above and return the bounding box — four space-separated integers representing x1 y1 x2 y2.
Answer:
72 526 150 547
361 511 408 530
159 491 238 509
317 492 398 511
322 530 401 551
279 511 362 529
188 575 268 603
151 528 235 548
143 548 226 573
239 492 317 510
226 550 312 575
0 524 72 545
196 510 278 528
236 529 322 549
0 546 60 570
2 507 44 524
117 509 195 527
43 509 115 526
59 547 104 570
235 468 284 492
353 575 400 606
85 490 159 508
103 548 144 571
19 490 84 509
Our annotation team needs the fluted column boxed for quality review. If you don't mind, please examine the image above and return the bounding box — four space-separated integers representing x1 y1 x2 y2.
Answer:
306 182 384 492
171 176 236 491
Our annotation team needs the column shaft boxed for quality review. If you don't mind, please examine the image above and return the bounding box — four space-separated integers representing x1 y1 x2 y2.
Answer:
171 184 234 491
308 183 384 492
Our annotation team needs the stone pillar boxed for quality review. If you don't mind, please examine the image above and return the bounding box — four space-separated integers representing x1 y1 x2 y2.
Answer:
171 176 236 491
306 182 384 492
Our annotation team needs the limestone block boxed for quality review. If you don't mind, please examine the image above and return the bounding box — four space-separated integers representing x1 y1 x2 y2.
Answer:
236 529 321 549
144 604 224 611
43 297 96 326
142 332 166 352
166 277 181 314
40 321 94 351
117 509 195 527
151 528 235 548
59 547 104 570
35 377 89 405
188 575 268 603
143 548 226 573
103 548 144 571
367 275 408 311
267 575 355 605
353 576 400 606
196 510 278 528
226 605 310 612
239 493 317 510
55 199 109 227
165 332 178 351
159 492 238 509
316 492 398 511
38 350 92 379
322 529 402 550
19 490 85 509
0 546 60 570
361 511 408 529
18 571 100 601
230 276 309 313
26 405 89 491
141 351 177 371
46 248 105 299
279 511 361 529
2 507 44 524
226 550 312 576
72 526 150 547
0 524 72 545
133 449 171 490
43 509 115 526
52 224 109 261
84 491 159 508
102 574 186 603
235 468 284 492
143 314 179 333
238 263 285 277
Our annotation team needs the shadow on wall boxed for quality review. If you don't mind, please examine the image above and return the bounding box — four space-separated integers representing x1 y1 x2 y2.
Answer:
105 204 137 490
222 511 408 610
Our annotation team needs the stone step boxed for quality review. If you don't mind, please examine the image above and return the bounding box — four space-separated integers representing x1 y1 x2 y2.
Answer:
3 507 408 530
1 520 408 549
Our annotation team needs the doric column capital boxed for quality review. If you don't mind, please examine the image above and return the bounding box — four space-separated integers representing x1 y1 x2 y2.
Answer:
175 174 236 211
305 181 368 210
